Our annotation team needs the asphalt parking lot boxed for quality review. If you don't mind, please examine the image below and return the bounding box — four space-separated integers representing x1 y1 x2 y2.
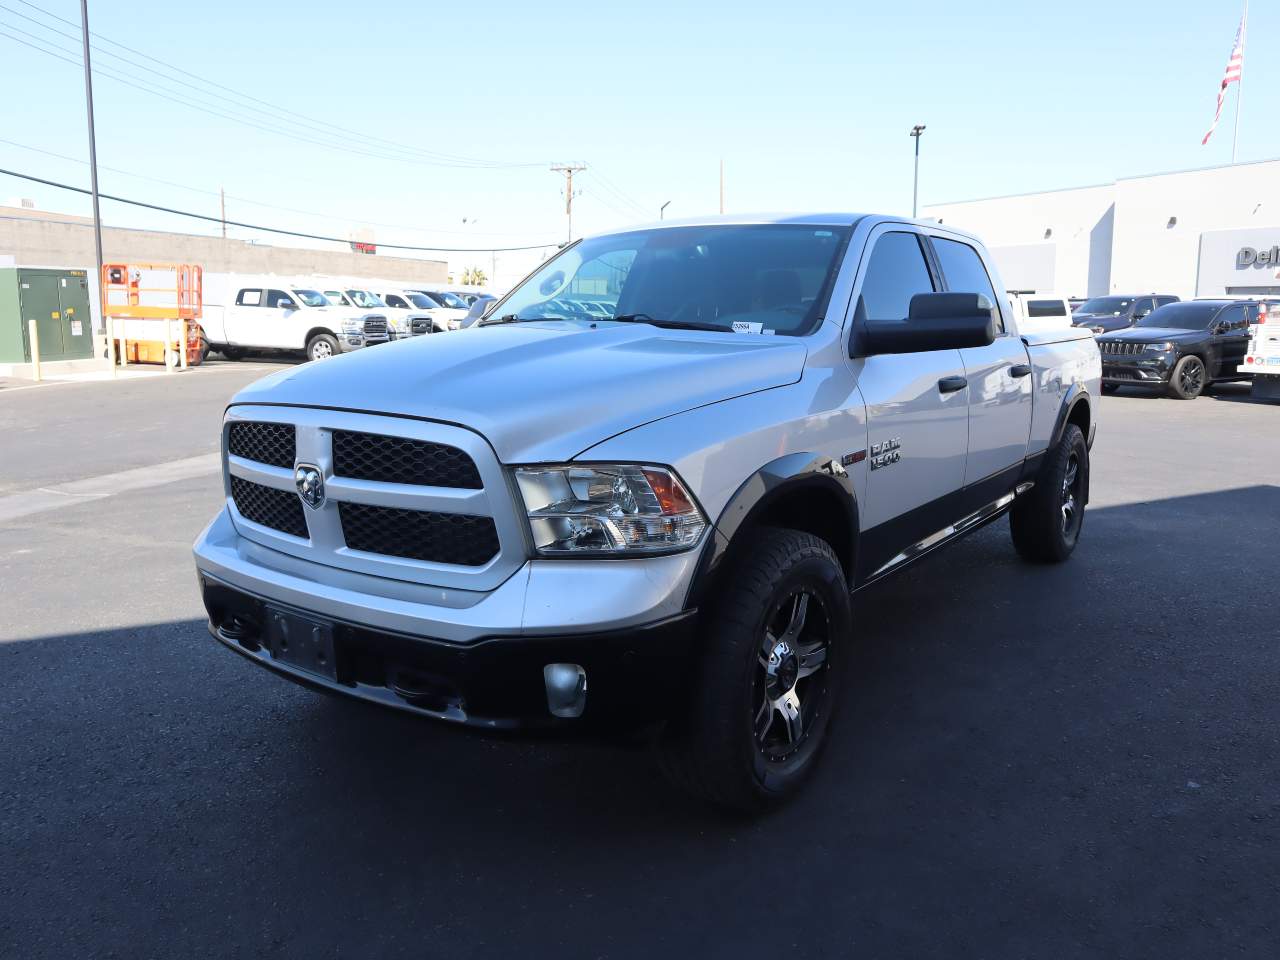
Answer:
2 367 1278 958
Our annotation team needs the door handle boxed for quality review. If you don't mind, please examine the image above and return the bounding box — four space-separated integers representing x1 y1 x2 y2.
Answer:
938 375 968 393
1009 364 1032 378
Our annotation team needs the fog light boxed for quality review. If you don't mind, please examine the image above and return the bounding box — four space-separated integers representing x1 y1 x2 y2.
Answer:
544 663 587 718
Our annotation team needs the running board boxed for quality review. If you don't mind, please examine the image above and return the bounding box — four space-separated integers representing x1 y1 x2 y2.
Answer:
868 490 1020 581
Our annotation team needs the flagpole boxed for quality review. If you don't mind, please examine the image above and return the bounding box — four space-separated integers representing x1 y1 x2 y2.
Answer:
1232 0 1247 163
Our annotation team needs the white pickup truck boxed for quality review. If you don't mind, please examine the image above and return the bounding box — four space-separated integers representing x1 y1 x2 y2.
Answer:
193 214 1101 809
201 279 390 362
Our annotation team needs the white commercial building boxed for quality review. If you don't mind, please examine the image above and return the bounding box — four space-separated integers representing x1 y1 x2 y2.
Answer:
923 158 1280 301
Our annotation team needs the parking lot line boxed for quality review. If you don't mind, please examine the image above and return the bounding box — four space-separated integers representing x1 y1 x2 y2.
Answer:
0 452 220 523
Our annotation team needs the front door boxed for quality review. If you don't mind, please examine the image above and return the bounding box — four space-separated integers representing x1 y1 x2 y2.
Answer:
848 228 969 578
928 234 1032 486
1212 303 1251 377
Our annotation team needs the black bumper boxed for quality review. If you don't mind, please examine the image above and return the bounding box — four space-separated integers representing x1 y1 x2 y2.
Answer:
1102 357 1174 385
199 574 697 732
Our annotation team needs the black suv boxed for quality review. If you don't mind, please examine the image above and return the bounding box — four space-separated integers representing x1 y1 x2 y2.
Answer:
1097 299 1259 399
1073 294 1180 334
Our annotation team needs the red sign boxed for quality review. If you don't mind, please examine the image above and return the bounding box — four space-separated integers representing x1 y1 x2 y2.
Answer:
350 241 377 255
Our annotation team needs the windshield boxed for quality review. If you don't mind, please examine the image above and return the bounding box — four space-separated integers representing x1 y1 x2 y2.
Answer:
345 289 385 308
1076 296 1133 316
425 290 468 310
1135 302 1222 329
324 290 350 305
488 223 851 335
292 289 329 308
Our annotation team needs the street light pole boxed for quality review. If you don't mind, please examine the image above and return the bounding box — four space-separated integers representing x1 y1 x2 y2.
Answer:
660 201 671 220
909 125 926 218
79 0 106 337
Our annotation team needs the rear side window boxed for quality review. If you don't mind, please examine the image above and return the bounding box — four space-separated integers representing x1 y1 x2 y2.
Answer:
1027 300 1066 317
932 237 1004 333
857 232 935 323
236 288 262 306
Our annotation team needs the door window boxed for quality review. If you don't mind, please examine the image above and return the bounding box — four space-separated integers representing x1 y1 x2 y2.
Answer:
857 231 935 323
265 289 296 309
1133 297 1156 320
385 294 410 309
236 288 263 306
931 237 1004 333
1217 304 1248 332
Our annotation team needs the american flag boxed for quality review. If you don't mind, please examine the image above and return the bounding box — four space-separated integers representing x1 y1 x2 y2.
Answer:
1202 11 1247 145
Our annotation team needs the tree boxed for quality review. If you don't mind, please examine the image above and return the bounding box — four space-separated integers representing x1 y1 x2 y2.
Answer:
460 266 488 286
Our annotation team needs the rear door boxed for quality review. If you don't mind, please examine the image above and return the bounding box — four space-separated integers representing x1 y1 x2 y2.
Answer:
225 288 271 345
928 234 1032 488
848 227 969 573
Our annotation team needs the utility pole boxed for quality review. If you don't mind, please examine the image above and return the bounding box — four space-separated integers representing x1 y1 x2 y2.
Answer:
79 0 106 337
719 159 724 214
220 186 227 239
909 125 926 218
551 163 586 243
1232 0 1248 164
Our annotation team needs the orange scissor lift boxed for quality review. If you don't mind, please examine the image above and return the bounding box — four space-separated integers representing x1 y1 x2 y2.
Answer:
103 262 205 368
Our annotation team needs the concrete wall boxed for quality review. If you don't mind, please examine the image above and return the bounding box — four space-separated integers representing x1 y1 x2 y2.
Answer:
924 184 1116 298
923 159 1280 300
1110 163 1280 297
0 207 448 329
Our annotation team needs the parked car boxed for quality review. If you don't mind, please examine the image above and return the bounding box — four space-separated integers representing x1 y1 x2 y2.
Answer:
403 287 470 329
1008 293 1074 335
1097 299 1258 398
1072 294 1180 334
368 287 456 336
201 279 389 362
193 214 1101 810
1068 298 1087 313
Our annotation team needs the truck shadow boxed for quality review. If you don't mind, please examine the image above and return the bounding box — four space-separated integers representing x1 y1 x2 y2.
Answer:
5 484 1280 956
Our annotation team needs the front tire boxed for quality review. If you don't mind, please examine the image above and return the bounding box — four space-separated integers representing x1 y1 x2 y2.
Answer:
1010 423 1088 563
306 333 339 362
1168 355 1206 399
659 528 851 811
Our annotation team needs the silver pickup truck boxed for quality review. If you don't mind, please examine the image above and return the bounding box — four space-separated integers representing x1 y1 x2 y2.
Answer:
193 214 1101 810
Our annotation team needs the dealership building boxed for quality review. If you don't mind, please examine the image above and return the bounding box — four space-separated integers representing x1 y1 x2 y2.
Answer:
922 158 1280 301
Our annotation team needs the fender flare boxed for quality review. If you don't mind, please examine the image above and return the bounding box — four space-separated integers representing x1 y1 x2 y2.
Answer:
685 452 859 610
1050 383 1094 450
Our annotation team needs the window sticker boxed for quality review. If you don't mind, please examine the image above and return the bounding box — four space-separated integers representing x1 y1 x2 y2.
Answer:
732 321 764 334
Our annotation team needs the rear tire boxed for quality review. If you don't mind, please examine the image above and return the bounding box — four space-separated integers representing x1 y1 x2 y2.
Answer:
220 345 246 361
1010 423 1088 564
306 334 339 362
1167 355 1206 399
658 527 851 811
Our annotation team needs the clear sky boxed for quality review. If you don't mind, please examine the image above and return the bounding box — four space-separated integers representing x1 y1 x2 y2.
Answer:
0 0 1269 284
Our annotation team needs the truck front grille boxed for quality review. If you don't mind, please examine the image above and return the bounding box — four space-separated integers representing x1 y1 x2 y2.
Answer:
1101 341 1144 356
410 318 432 335
228 421 296 468
338 502 498 566
230 476 308 538
363 317 388 338
332 431 482 488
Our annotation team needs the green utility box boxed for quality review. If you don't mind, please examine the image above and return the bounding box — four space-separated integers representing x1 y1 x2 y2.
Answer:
0 267 95 363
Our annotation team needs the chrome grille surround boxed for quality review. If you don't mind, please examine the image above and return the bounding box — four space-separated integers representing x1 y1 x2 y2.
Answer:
222 405 527 591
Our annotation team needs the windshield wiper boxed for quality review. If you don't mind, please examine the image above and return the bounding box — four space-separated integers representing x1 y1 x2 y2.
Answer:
483 314 572 325
608 313 727 333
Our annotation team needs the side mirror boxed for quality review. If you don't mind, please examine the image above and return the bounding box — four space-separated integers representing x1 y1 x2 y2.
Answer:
858 292 998 356
538 271 565 296
279 301 297 311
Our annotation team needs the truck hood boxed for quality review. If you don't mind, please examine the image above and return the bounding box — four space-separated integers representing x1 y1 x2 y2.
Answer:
230 321 807 462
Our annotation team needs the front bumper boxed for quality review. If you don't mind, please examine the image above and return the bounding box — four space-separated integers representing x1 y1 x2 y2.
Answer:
1101 353 1176 385
341 334 390 351
193 508 702 729
200 573 696 731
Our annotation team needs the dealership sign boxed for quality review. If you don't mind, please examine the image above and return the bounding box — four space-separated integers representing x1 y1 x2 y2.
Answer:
1238 245 1280 267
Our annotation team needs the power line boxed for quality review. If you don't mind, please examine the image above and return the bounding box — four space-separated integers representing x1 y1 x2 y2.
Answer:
589 168 651 217
0 166 561 253
8 0 542 170
0 137 563 240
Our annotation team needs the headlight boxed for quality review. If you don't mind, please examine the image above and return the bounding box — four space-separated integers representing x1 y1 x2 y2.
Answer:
341 319 363 333
1092 326 1105 335
447 319 462 330
1155 342 1176 352
514 464 707 555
